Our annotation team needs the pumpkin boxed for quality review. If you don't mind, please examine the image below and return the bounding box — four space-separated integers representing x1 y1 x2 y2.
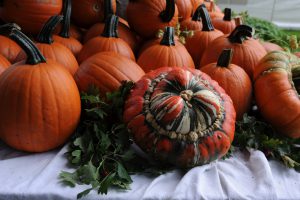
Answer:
15 15 79 76
260 41 283 52
71 0 117 28
185 5 223 67
201 49 252 120
137 27 195 72
123 67 236 167
180 4 203 31
53 0 83 57
0 54 11 74
126 0 179 39
0 0 63 34
253 51 300 139
78 15 135 63
0 24 81 152
204 0 223 19
75 52 145 94
0 34 21 63
176 0 203 21
54 23 83 42
200 25 267 80
212 8 236 34
83 0 139 53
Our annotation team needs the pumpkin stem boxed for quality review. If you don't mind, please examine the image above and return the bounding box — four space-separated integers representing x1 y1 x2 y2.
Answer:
0 23 46 65
37 15 63 44
192 5 202 22
160 0 176 22
160 27 175 46
199 5 214 31
223 8 232 21
234 17 243 26
59 0 71 38
104 0 114 20
217 49 233 68
228 25 254 44
102 14 119 38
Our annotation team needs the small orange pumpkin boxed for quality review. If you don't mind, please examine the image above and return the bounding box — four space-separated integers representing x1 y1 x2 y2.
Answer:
0 34 21 63
201 49 252 120
260 41 283 53
15 15 79 76
53 0 83 57
212 8 236 34
0 24 81 152
78 15 135 63
137 26 195 72
176 0 203 21
180 4 203 31
75 52 145 94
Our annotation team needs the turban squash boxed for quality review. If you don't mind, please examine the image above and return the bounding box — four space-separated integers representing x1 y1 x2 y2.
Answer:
0 24 81 152
124 67 236 167
254 51 300 139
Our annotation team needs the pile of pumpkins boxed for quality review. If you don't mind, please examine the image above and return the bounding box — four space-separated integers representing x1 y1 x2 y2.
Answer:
0 0 299 168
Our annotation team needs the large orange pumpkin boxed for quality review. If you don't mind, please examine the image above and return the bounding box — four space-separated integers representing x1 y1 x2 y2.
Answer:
200 25 267 80
53 0 82 57
78 15 135 63
71 0 117 28
185 5 223 67
123 67 236 167
15 15 79 76
137 27 195 72
201 49 252 120
126 0 179 39
254 51 300 138
0 24 81 152
75 52 145 94
0 0 63 34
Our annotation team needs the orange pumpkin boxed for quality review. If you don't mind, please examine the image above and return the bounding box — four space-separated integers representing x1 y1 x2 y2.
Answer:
0 35 21 63
212 8 236 34
185 5 223 67
53 0 82 57
176 0 203 21
200 25 267 79
0 54 11 74
180 4 203 31
75 52 145 94
260 41 283 53
254 51 300 138
15 15 79 76
1 0 63 34
71 0 117 28
204 0 223 19
137 27 195 72
83 0 139 53
0 24 81 152
201 49 252 120
78 15 135 63
126 0 179 38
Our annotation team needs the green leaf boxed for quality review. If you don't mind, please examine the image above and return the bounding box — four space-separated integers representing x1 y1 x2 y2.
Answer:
77 187 93 199
59 171 77 187
98 172 116 194
117 162 132 182
71 150 82 164
77 161 99 184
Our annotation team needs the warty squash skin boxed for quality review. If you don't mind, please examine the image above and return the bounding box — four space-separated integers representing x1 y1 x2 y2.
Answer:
254 51 300 139
124 67 236 168
0 24 81 152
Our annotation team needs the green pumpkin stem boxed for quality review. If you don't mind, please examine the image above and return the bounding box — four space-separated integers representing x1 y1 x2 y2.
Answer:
160 0 176 22
223 8 232 21
0 23 46 65
199 5 214 31
160 27 175 46
102 14 119 38
192 5 202 21
36 15 63 44
228 25 254 44
59 0 71 38
217 49 233 68
104 0 114 20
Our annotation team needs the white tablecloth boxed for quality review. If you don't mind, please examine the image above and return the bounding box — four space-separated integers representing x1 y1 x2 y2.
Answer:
0 141 300 200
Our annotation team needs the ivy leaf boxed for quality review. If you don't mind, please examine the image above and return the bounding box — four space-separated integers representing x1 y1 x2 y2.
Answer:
59 171 77 187
117 162 132 182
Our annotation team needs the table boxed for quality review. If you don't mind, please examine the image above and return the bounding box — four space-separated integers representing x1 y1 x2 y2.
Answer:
0 141 300 200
